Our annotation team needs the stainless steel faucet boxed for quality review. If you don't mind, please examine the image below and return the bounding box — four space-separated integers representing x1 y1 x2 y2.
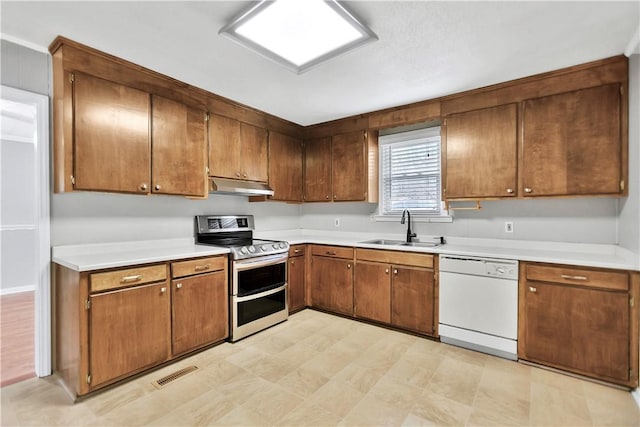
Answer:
400 209 417 243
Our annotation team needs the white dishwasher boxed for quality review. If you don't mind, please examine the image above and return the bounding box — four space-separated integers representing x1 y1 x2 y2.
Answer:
439 255 519 360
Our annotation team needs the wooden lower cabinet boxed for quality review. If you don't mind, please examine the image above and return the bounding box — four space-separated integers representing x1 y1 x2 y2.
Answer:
354 249 436 336
171 270 228 355
55 255 229 397
391 266 435 335
89 282 171 388
519 263 639 388
309 245 354 316
288 245 306 313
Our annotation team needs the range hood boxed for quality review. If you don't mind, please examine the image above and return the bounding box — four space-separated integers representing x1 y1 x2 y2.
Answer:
209 177 274 197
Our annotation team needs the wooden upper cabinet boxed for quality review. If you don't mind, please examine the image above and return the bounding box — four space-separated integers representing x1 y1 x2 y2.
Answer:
74 72 151 194
304 137 332 201
269 131 303 202
444 104 517 199
151 95 207 197
522 84 623 196
240 122 268 182
332 130 367 201
208 114 268 182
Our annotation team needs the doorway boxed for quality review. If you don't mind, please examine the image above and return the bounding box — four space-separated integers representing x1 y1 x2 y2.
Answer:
0 85 51 385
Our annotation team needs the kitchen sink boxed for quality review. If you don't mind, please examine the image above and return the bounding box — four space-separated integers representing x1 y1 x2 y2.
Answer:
360 239 443 248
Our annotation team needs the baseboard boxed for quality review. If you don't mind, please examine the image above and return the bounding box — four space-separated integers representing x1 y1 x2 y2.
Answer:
0 285 36 296
633 388 640 408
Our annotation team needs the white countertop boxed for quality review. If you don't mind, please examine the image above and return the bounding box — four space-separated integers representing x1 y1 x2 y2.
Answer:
52 230 638 272
52 238 229 271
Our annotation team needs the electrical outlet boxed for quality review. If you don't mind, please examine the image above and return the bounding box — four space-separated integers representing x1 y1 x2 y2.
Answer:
504 221 514 233
334 218 341 227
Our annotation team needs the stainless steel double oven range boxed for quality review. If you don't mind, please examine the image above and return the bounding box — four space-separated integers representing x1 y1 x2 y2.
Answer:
195 215 289 342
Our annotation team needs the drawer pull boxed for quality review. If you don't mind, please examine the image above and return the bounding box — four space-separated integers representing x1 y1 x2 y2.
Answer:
561 274 588 281
294 249 301 253
529 286 537 293
176 283 183 289
194 264 211 271
326 251 337 256
120 275 142 283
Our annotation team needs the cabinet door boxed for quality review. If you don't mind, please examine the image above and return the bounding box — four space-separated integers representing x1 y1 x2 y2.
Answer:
523 282 629 382
304 137 332 201
209 113 241 179
332 131 366 201
522 84 622 196
89 282 170 388
288 255 306 312
172 270 228 355
74 73 150 193
444 104 517 199
354 261 391 323
151 95 207 197
391 266 435 335
240 122 268 182
269 131 303 201
310 256 353 315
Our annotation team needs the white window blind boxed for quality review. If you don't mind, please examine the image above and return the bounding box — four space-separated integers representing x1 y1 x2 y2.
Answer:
379 127 442 216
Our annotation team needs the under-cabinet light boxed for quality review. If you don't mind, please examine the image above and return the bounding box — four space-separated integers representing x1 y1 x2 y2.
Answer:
219 0 378 73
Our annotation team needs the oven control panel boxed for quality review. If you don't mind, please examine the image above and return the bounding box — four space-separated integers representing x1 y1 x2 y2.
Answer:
234 240 289 259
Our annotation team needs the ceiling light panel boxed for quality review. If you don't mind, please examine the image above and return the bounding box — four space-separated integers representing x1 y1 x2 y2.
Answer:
220 0 378 73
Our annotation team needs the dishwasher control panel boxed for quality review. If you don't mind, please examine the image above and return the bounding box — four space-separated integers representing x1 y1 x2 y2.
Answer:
439 255 518 280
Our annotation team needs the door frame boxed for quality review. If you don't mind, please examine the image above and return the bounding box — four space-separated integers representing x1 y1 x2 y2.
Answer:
1 85 51 377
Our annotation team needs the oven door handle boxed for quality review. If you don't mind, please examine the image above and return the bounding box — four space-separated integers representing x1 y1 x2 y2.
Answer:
234 253 288 271
235 283 287 303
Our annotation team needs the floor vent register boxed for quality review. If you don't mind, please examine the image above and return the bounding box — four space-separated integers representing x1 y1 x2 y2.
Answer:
152 365 199 389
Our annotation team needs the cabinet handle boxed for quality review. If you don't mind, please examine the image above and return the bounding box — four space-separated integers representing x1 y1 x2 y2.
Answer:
236 172 241 177
120 275 142 283
385 268 389 274
524 187 532 193
294 249 301 253
139 183 148 192
347 264 352 269
291 260 295 265
194 264 211 272
154 184 161 191
393 269 398 275
243 173 247 178
333 195 337 199
506 188 514 194
529 286 537 293
325 195 329 200
160 287 167 294
326 251 337 255
176 283 183 289
561 274 588 281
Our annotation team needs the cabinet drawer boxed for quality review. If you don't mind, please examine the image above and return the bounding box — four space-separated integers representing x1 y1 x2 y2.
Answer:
172 256 226 279
310 245 354 259
289 245 306 257
525 264 628 291
90 264 167 293
356 248 434 268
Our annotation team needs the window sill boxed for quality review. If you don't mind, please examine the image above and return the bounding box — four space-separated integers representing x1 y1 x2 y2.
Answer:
371 214 453 223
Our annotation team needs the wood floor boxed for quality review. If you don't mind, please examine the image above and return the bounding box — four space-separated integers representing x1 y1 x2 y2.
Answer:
1 309 639 426
0 291 35 387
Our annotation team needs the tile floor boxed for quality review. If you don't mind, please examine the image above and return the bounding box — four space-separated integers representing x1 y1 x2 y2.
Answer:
1 309 639 426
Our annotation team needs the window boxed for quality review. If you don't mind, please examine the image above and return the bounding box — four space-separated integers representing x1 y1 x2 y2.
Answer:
378 127 448 219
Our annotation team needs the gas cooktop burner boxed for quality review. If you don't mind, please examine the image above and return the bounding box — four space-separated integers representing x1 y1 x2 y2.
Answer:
195 215 289 260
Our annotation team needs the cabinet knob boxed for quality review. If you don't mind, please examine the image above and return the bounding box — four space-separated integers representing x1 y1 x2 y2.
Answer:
529 286 537 293
325 195 329 199
154 184 161 191
506 188 514 194
347 264 351 269
243 173 247 178
176 283 182 289
294 249 301 253
236 172 241 177
333 195 337 199
524 187 532 193
160 287 167 294
291 260 295 265
139 183 148 192
393 269 398 275
385 268 389 274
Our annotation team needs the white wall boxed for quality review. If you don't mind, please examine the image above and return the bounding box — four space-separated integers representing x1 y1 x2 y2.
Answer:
51 192 300 246
300 198 619 244
619 54 640 268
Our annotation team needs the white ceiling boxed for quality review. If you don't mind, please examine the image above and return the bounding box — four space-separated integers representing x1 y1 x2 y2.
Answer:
2 1 639 126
